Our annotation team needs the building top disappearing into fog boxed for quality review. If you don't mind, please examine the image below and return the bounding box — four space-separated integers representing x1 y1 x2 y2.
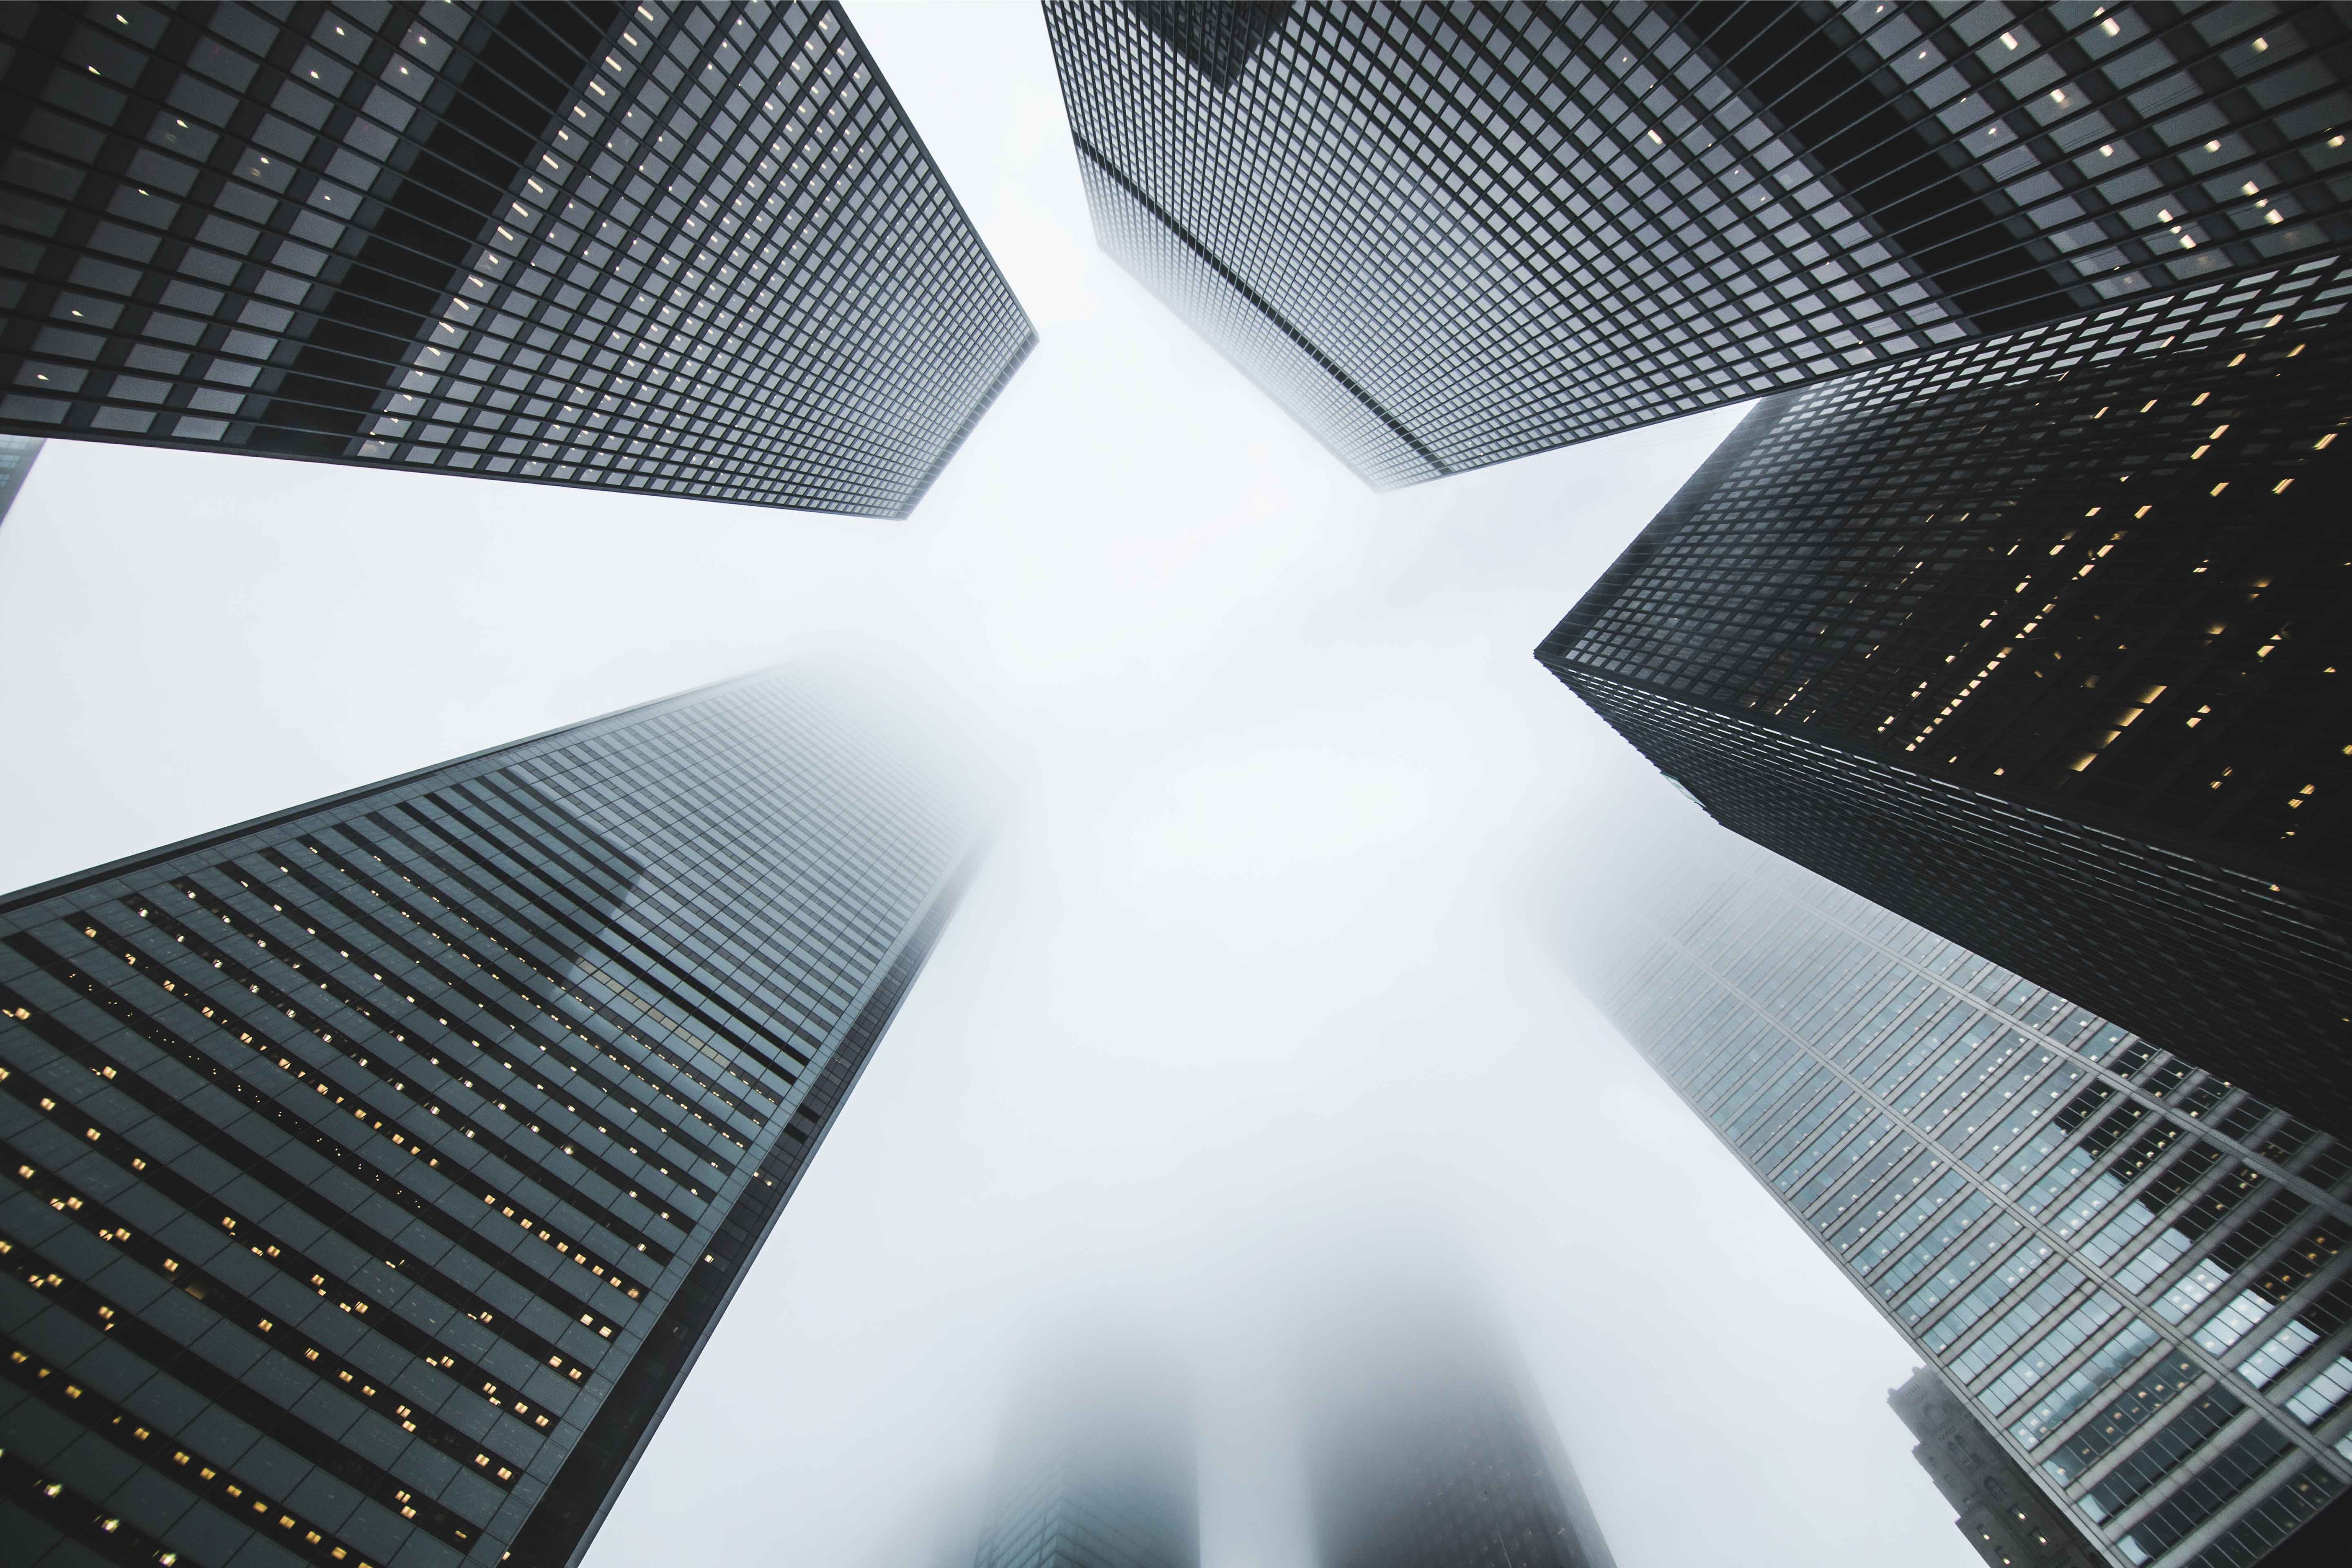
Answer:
1299 1278 1616 1568
969 1349 1198 1568
1043 1 2351 487
0 669 984 1568
0 1 1033 517
1566 806 2352 1568
1540 254 2351 1134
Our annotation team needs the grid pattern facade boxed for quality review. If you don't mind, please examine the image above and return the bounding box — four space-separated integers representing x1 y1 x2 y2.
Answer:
1893 1363 2110 1568
1537 253 2352 1133
1568 832 2352 1568
0 2 1034 517
1042 2 2351 487
1302 1320 1615 1568
0 669 984 1568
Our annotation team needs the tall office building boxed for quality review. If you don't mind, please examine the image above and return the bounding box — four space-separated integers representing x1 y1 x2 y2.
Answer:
1537 252 2352 1133
1298 1280 1616 1568
968 1352 1198 1568
1042 1 2350 487
1565 804 2352 1568
0 668 985 1568
0 434 41 526
1893 1364 2109 1568
0 2 1033 517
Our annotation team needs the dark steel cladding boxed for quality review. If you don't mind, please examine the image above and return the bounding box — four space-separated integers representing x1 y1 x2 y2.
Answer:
1043 1 2352 487
1538 254 2352 1134
0 669 984 1568
0 2 1033 516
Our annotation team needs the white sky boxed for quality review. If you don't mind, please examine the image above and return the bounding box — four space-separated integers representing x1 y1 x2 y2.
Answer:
0 5 1980 1566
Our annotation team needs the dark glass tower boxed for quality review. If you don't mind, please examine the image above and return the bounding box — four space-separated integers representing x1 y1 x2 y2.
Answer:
1892 1365 2109 1568
968 1354 1197 1568
1299 1284 1615 1568
1564 808 2352 1568
0 668 985 1568
0 2 1033 517
1042 1 2351 487
1537 253 2352 1132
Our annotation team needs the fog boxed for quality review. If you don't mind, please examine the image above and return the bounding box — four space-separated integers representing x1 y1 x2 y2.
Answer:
0 5 1976 1566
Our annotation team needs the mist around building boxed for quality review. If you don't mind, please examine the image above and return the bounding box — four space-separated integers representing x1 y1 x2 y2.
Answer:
2 5 2348 1568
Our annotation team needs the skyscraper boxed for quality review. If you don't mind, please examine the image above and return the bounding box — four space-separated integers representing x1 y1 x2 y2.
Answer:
1537 252 2351 1133
0 2 1033 517
1892 1364 2109 1568
1042 1 2350 486
1298 1277 1615 1568
0 667 985 1568
0 434 41 526
1564 801 2352 1568
968 1350 1197 1568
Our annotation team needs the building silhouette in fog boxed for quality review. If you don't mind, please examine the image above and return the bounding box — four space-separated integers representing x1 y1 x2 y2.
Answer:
0 434 40 526
1539 256 2352 1134
0 668 984 1568
0 2 1032 516
1299 1279 1615 1568
970 1350 1198 1568
1042 1 2351 485
1564 806 2352 1567
1893 1365 2107 1568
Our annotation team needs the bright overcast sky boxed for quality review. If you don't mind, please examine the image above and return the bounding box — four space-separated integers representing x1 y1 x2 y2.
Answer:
0 5 1979 1566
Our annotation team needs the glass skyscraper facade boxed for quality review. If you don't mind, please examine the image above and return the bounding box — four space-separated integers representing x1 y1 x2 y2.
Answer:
0 668 985 1568
1538 251 2351 1134
1893 1363 2110 1568
1299 1286 1615 1568
1042 2 2350 486
1566 819 2352 1568
0 2 1033 517
968 1356 1197 1568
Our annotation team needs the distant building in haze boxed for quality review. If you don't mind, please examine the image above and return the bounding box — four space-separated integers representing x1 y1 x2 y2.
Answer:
0 434 40 526
1042 1 2351 486
1893 1364 2109 1568
0 667 985 1568
970 1350 1198 1568
0 2 1032 516
1564 807 2352 1567
1299 1279 1615 1568
1538 255 2352 1133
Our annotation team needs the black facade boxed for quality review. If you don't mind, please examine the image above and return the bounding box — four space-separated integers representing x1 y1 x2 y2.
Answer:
1043 1 2351 487
1538 252 2352 1134
1891 1365 2109 1568
1300 1290 1615 1568
0 2 1033 517
0 669 984 1568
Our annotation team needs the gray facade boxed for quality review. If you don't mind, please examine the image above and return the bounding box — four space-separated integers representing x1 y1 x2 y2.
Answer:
1565 814 2351 1567
0 668 984 1568
969 1357 1197 1568
1893 1363 2109 1568
1299 1286 1615 1568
